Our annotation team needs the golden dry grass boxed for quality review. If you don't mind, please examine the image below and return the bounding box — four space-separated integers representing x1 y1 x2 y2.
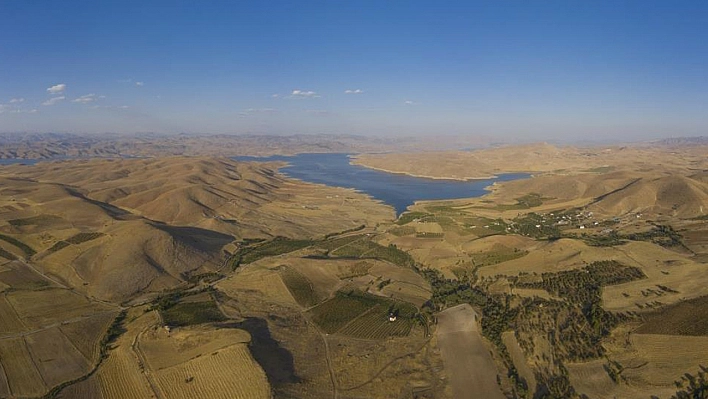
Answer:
501 332 537 393
154 344 270 399
140 325 251 370
95 309 158 399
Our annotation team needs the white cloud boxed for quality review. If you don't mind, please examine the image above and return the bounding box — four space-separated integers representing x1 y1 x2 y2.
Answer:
271 94 280 98
135 81 144 87
344 89 363 94
72 93 98 104
9 98 25 103
404 100 415 105
47 83 66 94
289 89 319 99
42 96 66 106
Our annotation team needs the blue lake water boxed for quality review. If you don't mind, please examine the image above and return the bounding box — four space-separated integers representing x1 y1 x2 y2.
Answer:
235 153 530 215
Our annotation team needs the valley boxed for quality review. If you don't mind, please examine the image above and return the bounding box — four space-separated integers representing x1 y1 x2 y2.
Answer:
0 142 706 398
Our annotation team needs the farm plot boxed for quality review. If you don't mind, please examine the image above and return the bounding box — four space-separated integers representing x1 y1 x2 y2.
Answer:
7 288 111 328
636 295 708 336
25 327 92 388
309 291 418 338
159 297 227 327
337 303 415 339
56 376 102 399
154 344 270 399
0 260 53 290
0 337 46 397
280 266 320 307
95 309 158 399
308 291 379 334
59 310 117 362
0 362 10 398
0 293 25 334
66 232 105 244
97 345 154 399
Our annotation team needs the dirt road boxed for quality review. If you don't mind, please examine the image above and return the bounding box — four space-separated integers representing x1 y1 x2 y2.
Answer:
436 304 506 399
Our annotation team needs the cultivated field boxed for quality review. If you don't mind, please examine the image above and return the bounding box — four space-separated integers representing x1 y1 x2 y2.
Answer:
435 304 505 399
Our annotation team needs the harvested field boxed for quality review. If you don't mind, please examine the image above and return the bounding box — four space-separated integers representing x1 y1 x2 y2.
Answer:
0 337 46 397
614 334 708 388
154 344 270 399
60 311 117 361
0 260 52 290
217 266 296 305
25 327 92 388
636 295 708 335
95 309 158 399
436 304 505 399
7 288 109 328
0 362 10 398
140 325 251 370
0 294 25 334
56 375 102 399
97 346 154 399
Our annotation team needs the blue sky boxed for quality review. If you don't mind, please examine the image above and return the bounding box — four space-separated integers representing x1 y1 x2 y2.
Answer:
1 1 707 140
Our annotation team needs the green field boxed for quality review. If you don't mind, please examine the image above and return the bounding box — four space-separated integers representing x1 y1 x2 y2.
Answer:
229 236 314 269
0 234 36 257
338 302 416 339
66 232 105 244
160 299 227 327
7 214 64 227
45 241 70 254
309 290 417 338
280 267 321 307
470 244 528 267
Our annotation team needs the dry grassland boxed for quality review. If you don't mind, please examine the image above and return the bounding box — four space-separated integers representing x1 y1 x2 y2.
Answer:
501 332 537 393
217 265 297 306
601 241 708 311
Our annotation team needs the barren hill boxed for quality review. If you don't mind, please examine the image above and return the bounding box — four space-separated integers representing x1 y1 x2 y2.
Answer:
0 157 392 301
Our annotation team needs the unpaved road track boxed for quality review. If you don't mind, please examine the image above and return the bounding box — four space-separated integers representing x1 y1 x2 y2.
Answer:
436 304 505 399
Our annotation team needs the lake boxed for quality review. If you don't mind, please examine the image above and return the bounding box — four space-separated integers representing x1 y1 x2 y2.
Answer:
235 153 529 215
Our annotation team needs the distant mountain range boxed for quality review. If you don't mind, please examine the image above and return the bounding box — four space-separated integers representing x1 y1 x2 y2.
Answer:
654 136 708 146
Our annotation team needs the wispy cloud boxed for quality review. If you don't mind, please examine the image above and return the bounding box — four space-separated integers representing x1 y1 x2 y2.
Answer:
404 100 415 105
344 89 363 94
239 108 277 116
42 96 66 106
306 109 332 116
135 81 144 87
289 89 319 99
47 83 66 94
9 98 24 103
271 94 280 98
72 93 98 104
